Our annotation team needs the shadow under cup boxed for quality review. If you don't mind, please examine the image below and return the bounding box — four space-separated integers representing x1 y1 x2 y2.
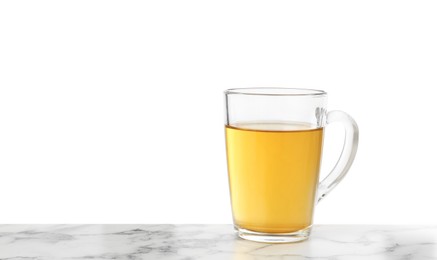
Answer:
224 88 358 243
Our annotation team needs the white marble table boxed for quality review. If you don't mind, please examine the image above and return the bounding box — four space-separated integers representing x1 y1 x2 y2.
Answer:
0 225 436 259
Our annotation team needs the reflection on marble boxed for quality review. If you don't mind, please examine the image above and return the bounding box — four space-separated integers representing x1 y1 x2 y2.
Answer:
0 225 436 259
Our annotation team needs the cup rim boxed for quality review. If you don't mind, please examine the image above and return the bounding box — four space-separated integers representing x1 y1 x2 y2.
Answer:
224 87 327 97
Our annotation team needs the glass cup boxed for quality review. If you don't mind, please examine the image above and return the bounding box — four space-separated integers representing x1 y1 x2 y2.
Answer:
224 88 359 243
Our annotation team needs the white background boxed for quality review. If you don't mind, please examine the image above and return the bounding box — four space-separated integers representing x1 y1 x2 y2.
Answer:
1 0 436 224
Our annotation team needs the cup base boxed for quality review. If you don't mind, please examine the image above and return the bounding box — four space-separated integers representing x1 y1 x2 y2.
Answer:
235 225 311 243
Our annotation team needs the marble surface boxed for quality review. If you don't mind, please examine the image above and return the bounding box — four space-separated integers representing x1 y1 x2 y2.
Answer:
0 225 436 260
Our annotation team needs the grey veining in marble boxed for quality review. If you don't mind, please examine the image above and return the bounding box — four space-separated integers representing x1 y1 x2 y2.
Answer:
0 225 436 259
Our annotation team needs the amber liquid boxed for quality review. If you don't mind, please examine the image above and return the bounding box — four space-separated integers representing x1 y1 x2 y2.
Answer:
225 122 323 233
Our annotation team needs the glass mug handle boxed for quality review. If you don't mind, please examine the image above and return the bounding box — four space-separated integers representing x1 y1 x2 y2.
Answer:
317 110 359 202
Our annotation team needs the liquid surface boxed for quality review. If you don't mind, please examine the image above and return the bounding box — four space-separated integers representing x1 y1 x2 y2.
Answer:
225 122 323 233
